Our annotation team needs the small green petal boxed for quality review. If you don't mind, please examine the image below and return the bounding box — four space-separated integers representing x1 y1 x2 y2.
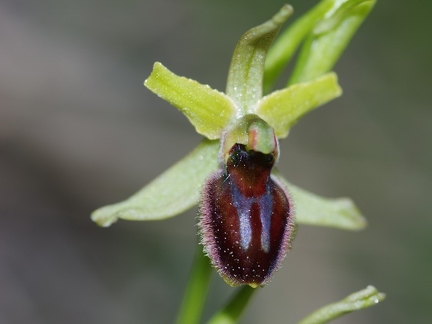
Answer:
273 173 367 230
289 0 376 84
226 4 293 114
256 73 342 139
298 286 386 324
91 139 219 227
144 62 236 140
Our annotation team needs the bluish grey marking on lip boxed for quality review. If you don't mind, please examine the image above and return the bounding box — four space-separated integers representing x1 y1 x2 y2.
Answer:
231 184 252 251
258 182 272 253
231 180 273 253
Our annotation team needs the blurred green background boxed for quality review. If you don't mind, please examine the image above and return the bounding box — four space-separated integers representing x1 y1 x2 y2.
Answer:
1 0 431 323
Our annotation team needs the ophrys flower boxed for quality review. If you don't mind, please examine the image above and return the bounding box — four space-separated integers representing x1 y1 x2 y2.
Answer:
92 3 371 287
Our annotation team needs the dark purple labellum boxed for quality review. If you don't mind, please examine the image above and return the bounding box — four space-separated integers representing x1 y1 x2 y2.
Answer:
199 144 294 287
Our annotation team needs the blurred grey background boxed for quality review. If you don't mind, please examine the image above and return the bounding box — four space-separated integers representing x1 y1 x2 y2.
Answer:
1 0 431 323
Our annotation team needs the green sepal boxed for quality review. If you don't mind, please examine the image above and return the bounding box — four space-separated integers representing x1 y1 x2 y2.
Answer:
226 4 293 114
273 172 367 230
256 72 342 139
144 62 236 140
289 0 376 84
298 286 385 324
91 139 219 227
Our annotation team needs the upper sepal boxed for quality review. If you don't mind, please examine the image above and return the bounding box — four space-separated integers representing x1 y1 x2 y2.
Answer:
226 5 293 114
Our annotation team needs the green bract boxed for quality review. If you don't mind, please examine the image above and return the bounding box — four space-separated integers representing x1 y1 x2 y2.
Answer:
92 3 370 231
297 286 386 324
264 0 376 89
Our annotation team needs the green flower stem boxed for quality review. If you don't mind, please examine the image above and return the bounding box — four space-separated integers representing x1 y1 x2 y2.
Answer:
207 286 257 324
176 248 213 324
297 286 386 324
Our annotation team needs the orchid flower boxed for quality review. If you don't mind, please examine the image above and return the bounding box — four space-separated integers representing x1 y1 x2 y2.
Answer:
92 1 384 322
